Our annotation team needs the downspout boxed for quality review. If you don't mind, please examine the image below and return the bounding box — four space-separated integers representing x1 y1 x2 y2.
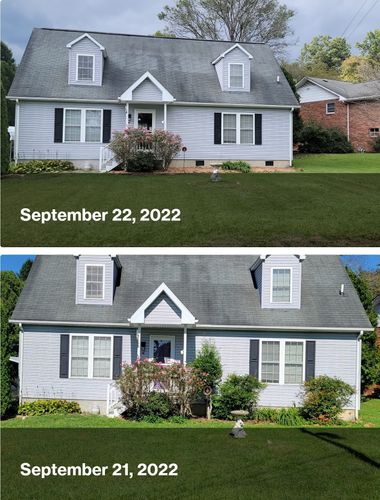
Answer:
18 323 24 403
15 99 20 164
356 331 364 420
289 108 294 167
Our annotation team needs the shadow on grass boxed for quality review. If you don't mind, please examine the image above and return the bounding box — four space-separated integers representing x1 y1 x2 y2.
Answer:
301 428 380 469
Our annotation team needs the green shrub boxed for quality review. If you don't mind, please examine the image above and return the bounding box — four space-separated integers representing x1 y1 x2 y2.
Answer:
212 374 265 419
221 161 251 173
9 160 75 174
299 123 353 154
18 399 81 416
190 341 222 391
140 415 165 424
254 407 306 426
1 83 10 173
167 415 188 424
126 150 161 172
301 376 355 422
372 137 380 153
139 392 173 419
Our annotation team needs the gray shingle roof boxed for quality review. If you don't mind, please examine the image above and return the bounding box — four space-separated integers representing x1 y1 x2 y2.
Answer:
8 28 298 106
300 77 380 101
11 255 371 331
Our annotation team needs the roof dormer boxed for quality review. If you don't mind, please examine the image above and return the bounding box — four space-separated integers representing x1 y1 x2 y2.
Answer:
212 43 252 92
75 255 121 305
252 255 305 309
66 33 105 87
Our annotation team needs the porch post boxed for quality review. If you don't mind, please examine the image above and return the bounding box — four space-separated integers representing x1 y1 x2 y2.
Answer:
136 326 141 359
125 103 129 129
164 103 167 131
183 326 187 365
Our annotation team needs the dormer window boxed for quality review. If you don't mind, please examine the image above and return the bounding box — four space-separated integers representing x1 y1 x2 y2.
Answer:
85 265 104 299
77 55 94 81
228 63 244 89
271 268 292 303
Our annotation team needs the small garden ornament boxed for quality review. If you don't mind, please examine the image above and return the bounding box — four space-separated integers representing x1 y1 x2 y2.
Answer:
211 168 221 182
230 418 246 439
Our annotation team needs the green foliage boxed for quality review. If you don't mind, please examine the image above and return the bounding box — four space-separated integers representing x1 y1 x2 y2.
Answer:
18 400 81 416
1 42 16 125
254 407 306 426
281 65 304 143
19 259 34 282
346 268 377 328
139 393 173 419
299 123 353 154
372 137 380 153
1 271 24 417
300 35 351 72
126 150 161 172
301 376 355 422
1 83 10 173
356 29 380 64
167 415 188 424
9 160 75 174
212 374 265 419
221 161 251 173
190 341 222 390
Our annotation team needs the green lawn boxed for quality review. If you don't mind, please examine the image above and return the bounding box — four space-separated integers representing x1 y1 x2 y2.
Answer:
294 153 380 173
2 172 380 246
360 399 380 426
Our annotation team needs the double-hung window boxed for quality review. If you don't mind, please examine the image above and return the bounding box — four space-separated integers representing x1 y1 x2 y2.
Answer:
229 63 244 88
260 340 304 384
70 335 112 378
271 268 292 303
77 55 94 81
85 265 104 299
326 102 335 114
64 109 102 143
369 128 379 138
222 113 254 144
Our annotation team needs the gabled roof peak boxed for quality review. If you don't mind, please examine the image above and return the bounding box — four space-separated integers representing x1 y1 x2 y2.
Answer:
66 32 105 51
119 71 175 102
212 43 253 65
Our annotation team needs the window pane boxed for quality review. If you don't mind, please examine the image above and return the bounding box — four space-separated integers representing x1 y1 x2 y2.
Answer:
261 341 280 383
240 114 253 144
153 339 172 363
272 269 291 302
285 342 303 384
64 109 81 142
71 336 88 377
78 55 93 80
85 110 101 142
93 358 111 378
223 114 237 144
230 64 243 87
94 337 111 356
86 265 104 299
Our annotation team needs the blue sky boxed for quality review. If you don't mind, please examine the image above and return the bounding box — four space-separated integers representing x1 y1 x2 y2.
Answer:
1 255 379 274
2 0 379 63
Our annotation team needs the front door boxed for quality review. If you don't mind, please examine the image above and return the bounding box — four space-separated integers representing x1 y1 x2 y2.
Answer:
136 112 153 131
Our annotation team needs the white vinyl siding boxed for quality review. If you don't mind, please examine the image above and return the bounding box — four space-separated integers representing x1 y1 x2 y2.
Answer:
77 54 94 81
297 82 338 103
70 334 112 379
228 63 244 88
222 113 254 145
64 109 102 143
271 268 292 303
85 264 105 299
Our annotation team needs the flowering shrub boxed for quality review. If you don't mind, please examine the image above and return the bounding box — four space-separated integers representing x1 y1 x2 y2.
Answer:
118 359 206 418
109 128 182 171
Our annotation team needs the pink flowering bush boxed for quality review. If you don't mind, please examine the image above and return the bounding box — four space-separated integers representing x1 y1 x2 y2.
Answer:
118 359 206 418
109 128 182 171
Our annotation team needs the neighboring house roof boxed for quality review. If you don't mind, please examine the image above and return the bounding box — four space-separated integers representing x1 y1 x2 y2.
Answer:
11 255 371 331
8 28 298 107
297 77 380 102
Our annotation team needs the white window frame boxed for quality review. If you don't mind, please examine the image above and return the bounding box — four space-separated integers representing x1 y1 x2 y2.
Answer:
228 63 244 89
326 102 336 115
222 112 255 145
369 128 379 138
133 109 156 131
84 263 105 300
149 335 176 363
76 53 95 82
63 108 103 144
270 267 293 304
69 333 113 379
258 338 306 385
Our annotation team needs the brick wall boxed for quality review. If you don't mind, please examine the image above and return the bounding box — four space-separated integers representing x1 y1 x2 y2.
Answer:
300 99 380 151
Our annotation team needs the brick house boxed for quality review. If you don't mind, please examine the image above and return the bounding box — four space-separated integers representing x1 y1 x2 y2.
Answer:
296 77 380 152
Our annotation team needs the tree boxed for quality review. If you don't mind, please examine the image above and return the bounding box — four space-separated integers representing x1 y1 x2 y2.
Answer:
1 42 16 126
340 56 367 83
281 65 303 142
1 83 10 173
19 259 34 282
1 272 24 417
356 29 380 65
190 341 222 390
300 35 351 72
158 0 295 54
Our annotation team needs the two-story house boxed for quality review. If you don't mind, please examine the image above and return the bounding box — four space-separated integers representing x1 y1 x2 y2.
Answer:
11 255 371 419
7 28 299 171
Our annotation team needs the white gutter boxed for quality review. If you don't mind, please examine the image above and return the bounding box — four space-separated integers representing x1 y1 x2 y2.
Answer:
9 319 133 328
7 96 120 104
289 108 294 167
172 101 300 110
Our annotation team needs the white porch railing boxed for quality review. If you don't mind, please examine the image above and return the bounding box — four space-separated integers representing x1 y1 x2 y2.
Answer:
106 382 125 417
99 145 118 172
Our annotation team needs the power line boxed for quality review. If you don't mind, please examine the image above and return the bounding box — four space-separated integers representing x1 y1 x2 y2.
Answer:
346 0 379 39
342 0 369 36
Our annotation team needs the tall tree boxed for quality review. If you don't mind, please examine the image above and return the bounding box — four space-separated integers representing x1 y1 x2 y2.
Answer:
1 42 16 126
356 29 380 65
300 35 351 72
19 259 34 282
158 0 295 54
281 65 303 142
1 83 10 173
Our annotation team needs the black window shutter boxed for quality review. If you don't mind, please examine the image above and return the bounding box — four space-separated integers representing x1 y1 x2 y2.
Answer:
305 341 316 380
214 113 222 144
102 110 112 143
249 339 260 378
255 114 262 145
54 108 64 143
59 334 70 378
113 336 123 379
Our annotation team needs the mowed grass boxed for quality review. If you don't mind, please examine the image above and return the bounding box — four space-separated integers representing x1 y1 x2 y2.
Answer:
294 153 380 173
2 428 380 500
2 173 380 246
